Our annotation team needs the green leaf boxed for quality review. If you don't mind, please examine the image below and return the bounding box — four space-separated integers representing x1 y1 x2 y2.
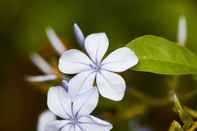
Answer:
127 35 197 75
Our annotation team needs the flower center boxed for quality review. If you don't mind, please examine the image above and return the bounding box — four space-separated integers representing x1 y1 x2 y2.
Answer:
62 80 69 92
90 63 101 72
70 102 79 126
71 116 79 125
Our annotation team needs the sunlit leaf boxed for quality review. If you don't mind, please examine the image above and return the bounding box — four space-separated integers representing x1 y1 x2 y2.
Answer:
127 35 197 75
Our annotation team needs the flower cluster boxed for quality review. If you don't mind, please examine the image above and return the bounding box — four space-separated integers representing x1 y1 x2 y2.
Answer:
33 23 138 131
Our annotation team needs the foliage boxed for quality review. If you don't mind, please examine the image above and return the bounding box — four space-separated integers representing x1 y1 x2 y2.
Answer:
127 35 197 75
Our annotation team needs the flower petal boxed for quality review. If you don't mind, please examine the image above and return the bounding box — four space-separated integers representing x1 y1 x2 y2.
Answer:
74 126 81 131
79 116 113 131
68 71 96 98
96 71 126 101
102 47 138 72
58 49 92 74
73 87 99 116
61 124 74 131
85 33 109 63
46 120 71 131
37 110 56 131
47 86 71 119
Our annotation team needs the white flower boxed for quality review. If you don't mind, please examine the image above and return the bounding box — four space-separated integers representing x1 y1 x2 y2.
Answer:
37 110 56 131
47 83 112 131
58 33 138 101
27 27 66 82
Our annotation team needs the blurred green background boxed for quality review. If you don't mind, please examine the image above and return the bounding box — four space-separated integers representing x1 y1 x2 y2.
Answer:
1 0 197 131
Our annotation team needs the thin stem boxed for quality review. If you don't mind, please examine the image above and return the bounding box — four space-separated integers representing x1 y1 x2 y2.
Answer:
188 122 197 131
129 88 171 107
129 85 197 107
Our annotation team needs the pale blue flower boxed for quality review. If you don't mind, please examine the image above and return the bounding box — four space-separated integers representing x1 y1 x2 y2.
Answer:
58 33 138 101
46 82 112 131
37 110 56 131
27 27 67 82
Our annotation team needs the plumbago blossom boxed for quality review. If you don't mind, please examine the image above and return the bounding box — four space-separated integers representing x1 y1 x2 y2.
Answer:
27 24 84 83
46 81 112 131
37 110 56 131
31 23 137 131
58 33 138 101
27 27 66 83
